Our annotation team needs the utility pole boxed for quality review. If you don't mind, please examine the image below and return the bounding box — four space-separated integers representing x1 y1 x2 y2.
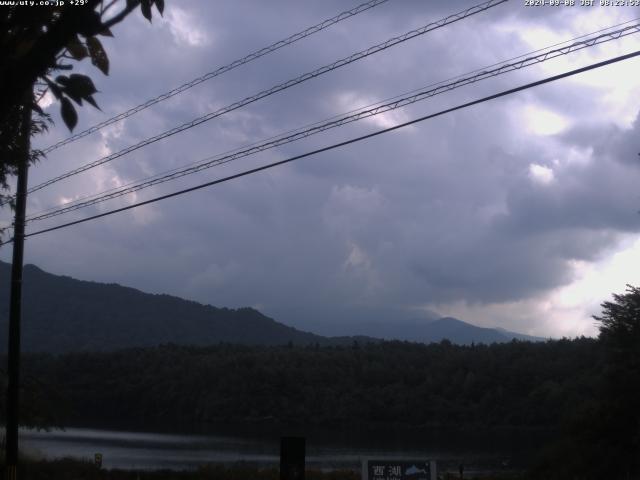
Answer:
5 90 32 480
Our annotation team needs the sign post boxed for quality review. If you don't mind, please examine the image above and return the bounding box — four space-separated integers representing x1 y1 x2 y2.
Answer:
280 437 305 480
362 459 436 480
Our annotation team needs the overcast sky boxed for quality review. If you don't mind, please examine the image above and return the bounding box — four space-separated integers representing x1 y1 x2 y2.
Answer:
2 0 640 338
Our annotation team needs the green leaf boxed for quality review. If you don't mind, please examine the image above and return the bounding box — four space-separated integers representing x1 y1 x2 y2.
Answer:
55 75 69 86
87 36 109 75
154 0 164 15
84 95 101 111
60 97 78 131
59 74 98 106
77 10 104 37
140 0 152 21
67 74 97 96
66 37 88 60
65 93 83 106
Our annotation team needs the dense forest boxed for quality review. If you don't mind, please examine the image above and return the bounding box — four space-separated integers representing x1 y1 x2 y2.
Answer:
0 339 605 474
3 339 599 432
1 286 638 479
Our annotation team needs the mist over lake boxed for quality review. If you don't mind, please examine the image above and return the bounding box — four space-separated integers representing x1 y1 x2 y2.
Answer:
20 427 523 474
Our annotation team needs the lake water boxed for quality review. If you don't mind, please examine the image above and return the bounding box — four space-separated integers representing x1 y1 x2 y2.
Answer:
18 426 516 473
18 426 530 476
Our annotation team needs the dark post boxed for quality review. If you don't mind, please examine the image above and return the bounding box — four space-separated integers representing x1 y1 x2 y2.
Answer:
280 437 305 480
5 92 31 480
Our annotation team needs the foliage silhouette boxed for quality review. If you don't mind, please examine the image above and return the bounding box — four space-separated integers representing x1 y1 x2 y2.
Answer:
0 0 164 216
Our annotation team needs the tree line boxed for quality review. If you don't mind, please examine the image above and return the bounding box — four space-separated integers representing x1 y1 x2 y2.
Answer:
1 286 639 479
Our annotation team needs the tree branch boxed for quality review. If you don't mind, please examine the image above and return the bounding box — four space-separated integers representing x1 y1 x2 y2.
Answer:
35 87 49 104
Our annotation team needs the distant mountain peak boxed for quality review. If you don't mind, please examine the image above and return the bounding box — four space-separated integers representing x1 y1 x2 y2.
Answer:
494 326 546 342
0 261 543 352
332 316 546 345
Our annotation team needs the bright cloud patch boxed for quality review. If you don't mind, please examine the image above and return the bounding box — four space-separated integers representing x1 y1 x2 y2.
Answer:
164 7 209 47
528 163 554 185
522 105 569 136
548 235 640 329
429 235 640 338
37 90 55 110
344 241 371 271
334 91 414 131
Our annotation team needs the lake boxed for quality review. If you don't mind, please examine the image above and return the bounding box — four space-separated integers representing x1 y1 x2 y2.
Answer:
19 426 521 473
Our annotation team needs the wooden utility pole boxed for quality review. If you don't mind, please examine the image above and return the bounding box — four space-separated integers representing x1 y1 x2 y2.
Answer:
5 91 32 480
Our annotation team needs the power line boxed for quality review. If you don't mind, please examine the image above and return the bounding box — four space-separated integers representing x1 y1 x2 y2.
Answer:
26 0 507 196
6 49 637 245
26 16 640 221
14 16 640 220
40 0 391 155
25 20 640 223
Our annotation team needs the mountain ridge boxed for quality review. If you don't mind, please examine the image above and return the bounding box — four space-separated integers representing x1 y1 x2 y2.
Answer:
332 316 544 344
0 261 542 352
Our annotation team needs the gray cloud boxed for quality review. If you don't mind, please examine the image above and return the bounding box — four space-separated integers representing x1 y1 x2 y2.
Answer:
2 0 640 337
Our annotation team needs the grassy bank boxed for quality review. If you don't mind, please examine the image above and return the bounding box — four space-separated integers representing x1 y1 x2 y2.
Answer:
4 459 357 480
1 458 526 480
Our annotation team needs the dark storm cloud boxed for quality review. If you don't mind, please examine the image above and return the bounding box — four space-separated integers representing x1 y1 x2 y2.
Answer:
3 0 640 336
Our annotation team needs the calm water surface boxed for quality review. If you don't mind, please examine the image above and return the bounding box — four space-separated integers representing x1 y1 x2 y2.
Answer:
20 427 457 471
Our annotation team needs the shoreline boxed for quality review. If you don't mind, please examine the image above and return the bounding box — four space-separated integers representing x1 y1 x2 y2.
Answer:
1 458 525 480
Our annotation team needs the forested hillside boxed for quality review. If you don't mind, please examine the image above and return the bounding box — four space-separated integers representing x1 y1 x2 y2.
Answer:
2 331 638 478
0 262 338 352
2 338 600 431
